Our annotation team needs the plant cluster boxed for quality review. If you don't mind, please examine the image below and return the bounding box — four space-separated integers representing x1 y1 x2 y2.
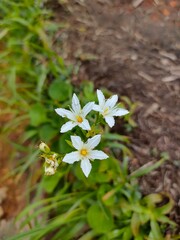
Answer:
11 89 176 240
41 89 129 177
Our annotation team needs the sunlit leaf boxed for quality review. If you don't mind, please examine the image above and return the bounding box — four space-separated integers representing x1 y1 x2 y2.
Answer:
150 220 163 240
131 212 140 236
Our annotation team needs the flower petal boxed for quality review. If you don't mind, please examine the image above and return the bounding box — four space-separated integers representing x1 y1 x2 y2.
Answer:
62 151 80 164
55 108 74 120
60 121 77 133
105 95 118 108
79 119 91 131
80 158 92 177
104 116 115 127
112 108 129 117
72 93 81 113
97 89 105 107
89 150 108 160
86 134 101 149
93 104 101 112
71 135 84 150
82 102 94 116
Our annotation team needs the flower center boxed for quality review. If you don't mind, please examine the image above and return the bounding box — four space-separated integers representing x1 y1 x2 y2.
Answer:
77 116 83 123
103 107 109 116
80 149 88 156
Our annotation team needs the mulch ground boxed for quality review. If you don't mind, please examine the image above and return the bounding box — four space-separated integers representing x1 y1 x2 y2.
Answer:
51 0 180 229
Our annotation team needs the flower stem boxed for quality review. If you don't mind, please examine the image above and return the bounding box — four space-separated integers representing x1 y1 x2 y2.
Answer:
95 112 100 125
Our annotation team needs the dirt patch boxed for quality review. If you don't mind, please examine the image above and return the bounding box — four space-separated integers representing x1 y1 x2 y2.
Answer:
0 130 26 238
52 0 180 228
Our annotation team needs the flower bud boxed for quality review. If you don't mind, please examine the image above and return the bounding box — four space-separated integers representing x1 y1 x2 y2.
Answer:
39 142 50 153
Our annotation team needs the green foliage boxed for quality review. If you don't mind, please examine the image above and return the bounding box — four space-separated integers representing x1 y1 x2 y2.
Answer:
0 0 71 135
10 154 176 240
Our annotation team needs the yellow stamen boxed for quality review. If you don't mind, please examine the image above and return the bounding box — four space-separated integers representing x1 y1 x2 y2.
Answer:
77 116 83 123
80 149 88 156
103 107 109 116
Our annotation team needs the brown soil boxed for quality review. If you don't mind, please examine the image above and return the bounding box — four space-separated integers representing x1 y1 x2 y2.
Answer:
0 123 25 238
52 0 180 229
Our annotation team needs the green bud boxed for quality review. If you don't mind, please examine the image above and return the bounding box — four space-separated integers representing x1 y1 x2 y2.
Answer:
39 142 50 153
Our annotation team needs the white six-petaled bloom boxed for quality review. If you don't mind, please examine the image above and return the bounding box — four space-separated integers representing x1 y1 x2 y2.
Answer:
62 134 108 177
93 89 129 127
55 94 94 133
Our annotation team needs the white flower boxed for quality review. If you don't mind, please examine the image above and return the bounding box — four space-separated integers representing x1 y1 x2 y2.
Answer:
45 165 56 175
55 94 94 133
93 89 129 127
44 154 59 175
62 135 108 177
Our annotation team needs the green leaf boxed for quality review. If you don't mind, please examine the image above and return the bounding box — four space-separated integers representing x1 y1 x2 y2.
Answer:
143 193 163 207
157 196 174 215
78 230 96 240
59 132 73 154
119 198 132 215
158 215 176 226
21 129 37 141
103 133 129 143
42 172 63 194
48 79 72 101
65 139 73 148
106 142 132 157
130 158 166 179
134 236 144 240
53 221 86 240
0 28 8 39
29 103 47 126
82 81 96 102
131 212 140 236
122 226 133 240
98 184 116 206
150 220 163 240
139 213 150 224
87 203 114 234
106 229 125 239
39 124 57 142
8 66 17 97
36 64 48 94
